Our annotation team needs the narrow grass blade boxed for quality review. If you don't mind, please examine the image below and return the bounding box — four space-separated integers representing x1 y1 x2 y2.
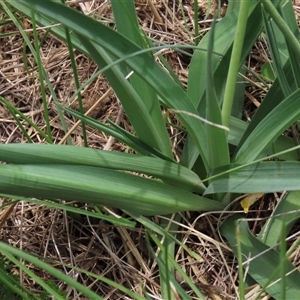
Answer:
2 2 71 144
147 231 205 300
61 105 171 158
31 10 52 142
0 195 136 228
0 243 104 300
64 26 88 146
0 264 37 300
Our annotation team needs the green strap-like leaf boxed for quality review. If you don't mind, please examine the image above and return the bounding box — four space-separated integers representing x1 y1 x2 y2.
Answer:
0 164 223 215
258 191 300 247
0 143 205 193
205 161 300 194
10 0 210 170
234 88 300 163
221 215 300 299
111 0 173 158
182 1 263 168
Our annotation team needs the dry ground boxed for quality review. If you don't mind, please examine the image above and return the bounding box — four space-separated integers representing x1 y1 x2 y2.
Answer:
0 1 300 299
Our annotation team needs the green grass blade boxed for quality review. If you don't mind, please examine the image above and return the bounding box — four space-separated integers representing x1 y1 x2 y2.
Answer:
31 10 52 142
147 229 204 300
0 96 51 143
4 253 65 299
0 195 135 228
1 2 71 144
64 26 88 147
0 243 104 300
0 263 37 300
147 228 205 300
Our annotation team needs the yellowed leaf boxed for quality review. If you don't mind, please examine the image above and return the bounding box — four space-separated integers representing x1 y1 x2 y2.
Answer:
240 193 265 213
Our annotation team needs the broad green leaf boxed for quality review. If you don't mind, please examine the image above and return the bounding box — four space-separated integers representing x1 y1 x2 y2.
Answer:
187 1 261 108
221 215 300 299
111 0 172 157
235 1 300 153
0 164 223 215
10 0 211 170
61 106 171 159
205 162 300 194
205 18 229 172
261 62 275 81
261 0 300 60
181 112 299 170
228 116 299 160
234 88 300 163
262 7 291 97
258 191 300 247
278 0 300 88
231 72 246 119
234 61 296 153
182 1 263 168
73 37 170 156
0 143 205 193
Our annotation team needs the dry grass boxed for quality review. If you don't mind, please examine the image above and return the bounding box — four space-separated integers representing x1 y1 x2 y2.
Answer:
0 1 299 299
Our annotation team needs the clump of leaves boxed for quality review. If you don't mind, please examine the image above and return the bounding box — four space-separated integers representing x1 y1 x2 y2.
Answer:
0 0 300 299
